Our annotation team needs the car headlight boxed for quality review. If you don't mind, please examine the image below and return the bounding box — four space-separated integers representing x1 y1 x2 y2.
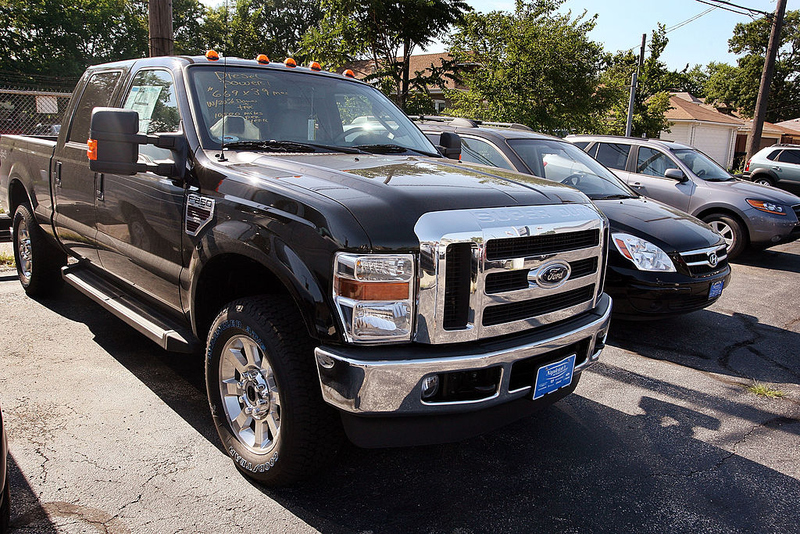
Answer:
333 253 415 343
612 233 676 272
746 199 786 215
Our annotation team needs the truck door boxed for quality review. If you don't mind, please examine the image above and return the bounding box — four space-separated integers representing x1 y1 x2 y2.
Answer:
95 68 185 312
53 70 122 264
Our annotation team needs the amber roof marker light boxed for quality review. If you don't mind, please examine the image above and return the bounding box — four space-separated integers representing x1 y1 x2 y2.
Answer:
343 69 355 78
284 58 297 68
206 50 220 61
256 54 270 64
309 61 322 71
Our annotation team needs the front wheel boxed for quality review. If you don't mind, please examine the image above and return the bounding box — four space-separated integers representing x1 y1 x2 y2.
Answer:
12 203 66 296
205 296 342 486
703 213 746 260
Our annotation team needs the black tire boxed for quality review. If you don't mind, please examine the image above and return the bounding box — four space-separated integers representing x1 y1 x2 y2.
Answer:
12 204 66 296
0 475 9 534
205 296 342 486
702 213 746 260
751 175 775 187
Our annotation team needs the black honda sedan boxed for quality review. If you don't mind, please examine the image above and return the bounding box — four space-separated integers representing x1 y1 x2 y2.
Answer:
418 118 731 319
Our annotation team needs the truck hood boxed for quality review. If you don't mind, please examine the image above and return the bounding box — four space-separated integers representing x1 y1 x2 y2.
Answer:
597 197 724 253
219 152 592 250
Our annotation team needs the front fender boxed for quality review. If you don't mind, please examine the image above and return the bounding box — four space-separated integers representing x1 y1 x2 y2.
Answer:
185 218 341 344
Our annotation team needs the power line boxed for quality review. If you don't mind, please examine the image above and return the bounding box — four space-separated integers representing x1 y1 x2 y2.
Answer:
621 6 719 54
695 0 770 19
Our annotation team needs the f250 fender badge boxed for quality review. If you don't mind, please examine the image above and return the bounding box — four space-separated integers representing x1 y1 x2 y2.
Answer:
186 193 215 236
529 261 571 289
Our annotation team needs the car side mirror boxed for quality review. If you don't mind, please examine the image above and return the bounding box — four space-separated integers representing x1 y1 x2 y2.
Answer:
664 168 687 182
437 132 462 160
88 107 187 179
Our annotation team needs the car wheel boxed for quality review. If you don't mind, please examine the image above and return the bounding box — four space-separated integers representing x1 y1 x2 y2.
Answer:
12 204 66 296
205 296 342 486
752 175 775 187
703 213 745 260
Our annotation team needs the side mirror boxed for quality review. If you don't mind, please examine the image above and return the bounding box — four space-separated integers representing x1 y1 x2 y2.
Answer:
88 107 187 179
437 132 462 160
664 168 687 182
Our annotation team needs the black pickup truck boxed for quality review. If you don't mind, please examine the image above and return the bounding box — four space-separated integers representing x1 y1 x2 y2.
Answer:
0 54 612 485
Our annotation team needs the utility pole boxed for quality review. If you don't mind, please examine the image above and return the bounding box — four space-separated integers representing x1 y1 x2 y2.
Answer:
625 34 647 138
746 0 786 162
149 0 174 57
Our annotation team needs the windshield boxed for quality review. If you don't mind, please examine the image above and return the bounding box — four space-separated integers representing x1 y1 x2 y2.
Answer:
672 148 733 181
507 138 636 199
187 66 438 155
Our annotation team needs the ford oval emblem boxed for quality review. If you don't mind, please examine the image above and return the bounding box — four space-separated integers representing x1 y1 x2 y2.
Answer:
529 261 571 289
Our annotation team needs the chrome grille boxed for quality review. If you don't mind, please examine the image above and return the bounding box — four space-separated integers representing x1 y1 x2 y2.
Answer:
414 205 607 344
679 244 728 277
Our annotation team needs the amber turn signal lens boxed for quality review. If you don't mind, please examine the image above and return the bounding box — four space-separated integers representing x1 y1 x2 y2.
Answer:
335 279 410 301
87 139 98 161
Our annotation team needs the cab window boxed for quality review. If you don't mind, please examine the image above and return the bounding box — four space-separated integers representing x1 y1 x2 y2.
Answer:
68 71 121 144
123 69 181 161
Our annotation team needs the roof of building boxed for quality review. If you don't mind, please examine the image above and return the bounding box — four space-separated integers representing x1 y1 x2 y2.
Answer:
665 93 744 127
341 53 469 91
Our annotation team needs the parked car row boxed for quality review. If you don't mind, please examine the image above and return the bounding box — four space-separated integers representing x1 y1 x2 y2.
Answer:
417 118 800 319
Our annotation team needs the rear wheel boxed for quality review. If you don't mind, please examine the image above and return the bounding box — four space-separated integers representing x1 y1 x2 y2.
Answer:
751 175 775 187
205 296 342 486
703 213 746 260
12 203 66 296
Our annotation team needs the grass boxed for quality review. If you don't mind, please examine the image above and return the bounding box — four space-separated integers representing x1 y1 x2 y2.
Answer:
745 381 785 399
0 250 14 268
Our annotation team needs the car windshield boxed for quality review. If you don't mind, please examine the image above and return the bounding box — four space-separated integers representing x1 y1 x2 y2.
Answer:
187 66 438 155
507 138 637 199
671 148 733 181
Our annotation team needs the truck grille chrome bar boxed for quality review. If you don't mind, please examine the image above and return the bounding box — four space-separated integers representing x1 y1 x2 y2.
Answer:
414 205 607 344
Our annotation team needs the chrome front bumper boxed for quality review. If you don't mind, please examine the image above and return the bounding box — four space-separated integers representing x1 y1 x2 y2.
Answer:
315 294 612 416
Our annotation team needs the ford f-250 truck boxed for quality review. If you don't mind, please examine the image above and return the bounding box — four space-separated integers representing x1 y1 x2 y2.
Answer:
0 54 612 486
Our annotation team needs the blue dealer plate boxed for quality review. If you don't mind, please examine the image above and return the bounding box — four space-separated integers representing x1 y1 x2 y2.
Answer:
533 354 576 400
709 280 724 299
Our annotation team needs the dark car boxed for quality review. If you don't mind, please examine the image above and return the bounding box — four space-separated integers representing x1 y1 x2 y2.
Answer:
417 118 731 318
1 406 9 533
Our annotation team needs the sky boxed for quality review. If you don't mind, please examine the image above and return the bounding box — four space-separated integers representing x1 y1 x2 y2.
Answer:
424 0 793 70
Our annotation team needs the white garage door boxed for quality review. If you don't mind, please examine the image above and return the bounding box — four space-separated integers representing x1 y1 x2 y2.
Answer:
693 126 732 168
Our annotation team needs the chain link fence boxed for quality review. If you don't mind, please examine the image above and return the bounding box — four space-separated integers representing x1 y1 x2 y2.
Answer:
0 87 72 136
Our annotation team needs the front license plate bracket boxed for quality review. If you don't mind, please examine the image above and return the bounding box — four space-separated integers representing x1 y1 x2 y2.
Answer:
533 354 576 400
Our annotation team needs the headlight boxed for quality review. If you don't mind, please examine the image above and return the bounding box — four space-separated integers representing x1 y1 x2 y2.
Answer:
612 233 676 272
333 253 415 343
746 199 786 215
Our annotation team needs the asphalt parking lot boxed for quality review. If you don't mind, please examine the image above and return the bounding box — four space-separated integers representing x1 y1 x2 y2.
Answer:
0 238 798 533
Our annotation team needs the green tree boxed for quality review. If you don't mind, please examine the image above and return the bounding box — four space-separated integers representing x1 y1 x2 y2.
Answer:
704 10 799 121
0 0 147 84
299 0 470 110
205 0 323 60
446 0 609 134
600 24 674 137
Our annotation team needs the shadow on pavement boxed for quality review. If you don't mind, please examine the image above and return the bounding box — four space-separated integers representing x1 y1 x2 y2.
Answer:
608 309 800 386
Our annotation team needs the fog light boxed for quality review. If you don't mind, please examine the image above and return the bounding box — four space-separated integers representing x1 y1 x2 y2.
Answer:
421 375 440 399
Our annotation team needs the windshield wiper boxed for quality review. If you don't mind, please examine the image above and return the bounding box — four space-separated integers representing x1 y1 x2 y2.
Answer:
223 140 367 155
351 143 438 157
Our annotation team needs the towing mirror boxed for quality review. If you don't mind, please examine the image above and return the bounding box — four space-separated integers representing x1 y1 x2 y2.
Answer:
438 132 462 160
88 107 187 179
664 168 687 182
